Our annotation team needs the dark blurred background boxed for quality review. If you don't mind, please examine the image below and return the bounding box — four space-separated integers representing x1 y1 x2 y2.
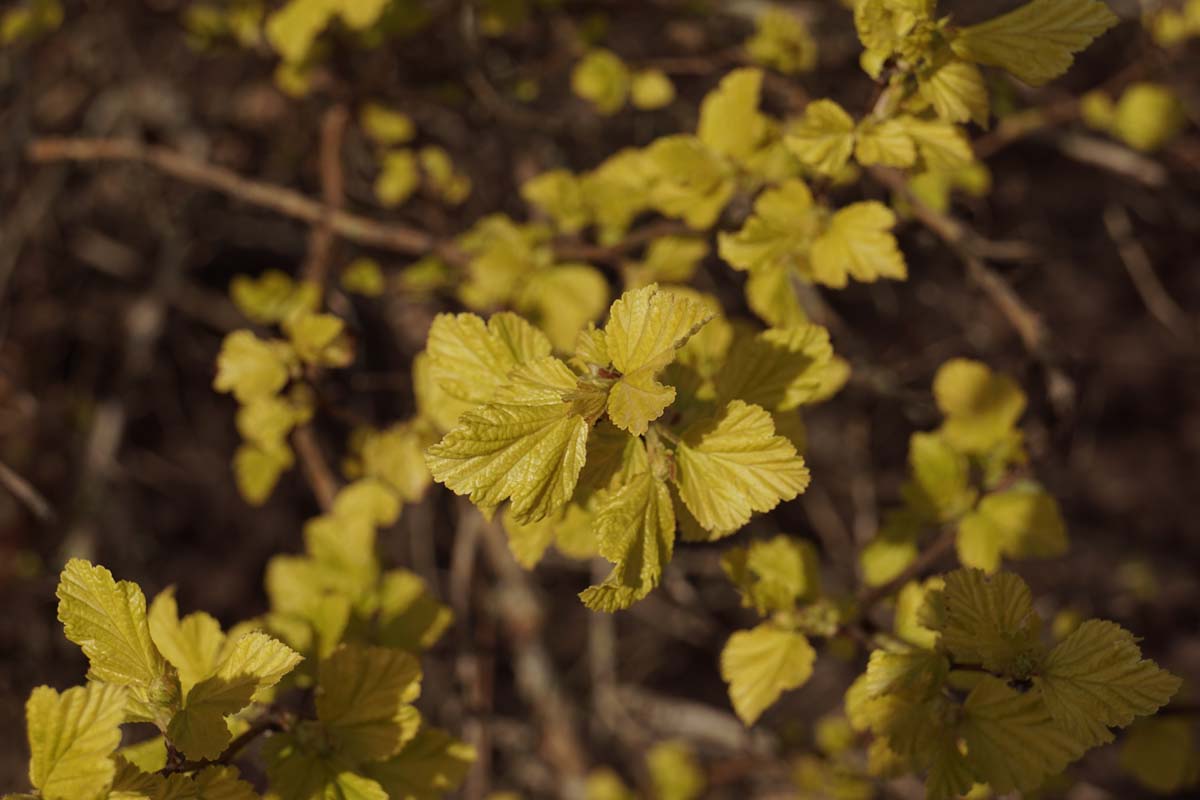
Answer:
1 0 1198 796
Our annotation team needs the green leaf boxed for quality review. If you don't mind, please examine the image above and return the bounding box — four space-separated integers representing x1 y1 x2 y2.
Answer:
714 324 836 412
960 676 1085 793
674 400 810 535
361 727 475 800
934 358 1026 453
785 99 856 175
1035 619 1180 746
935 568 1044 677
720 622 815 724
148 587 226 697
920 58 990 126
56 560 173 723
580 471 675 612
602 284 712 435
810 202 906 288
317 645 422 761
718 180 818 277
697 68 766 162
957 485 1068 572
426 399 590 523
950 0 1119 87
213 331 293 404
169 632 302 760
27 683 125 800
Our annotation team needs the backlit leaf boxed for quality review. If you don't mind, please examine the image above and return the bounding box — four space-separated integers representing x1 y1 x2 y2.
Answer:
27 683 125 800
721 623 815 724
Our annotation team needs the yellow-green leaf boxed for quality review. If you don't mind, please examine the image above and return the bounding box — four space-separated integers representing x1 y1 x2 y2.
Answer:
950 0 1119 87
361 103 415 146
375 149 419 208
230 271 320 325
426 400 589 523
283 312 353 368
603 284 712 435
517 263 609 353
746 7 817 75
714 324 836 411
1119 718 1200 795
960 676 1085 793
722 535 820 615
674 400 810 535
935 568 1044 677
785 99 856 175
630 69 675 110
580 471 675 612
148 587 226 698
376 569 454 653
27 683 125 800
361 726 475 800
901 432 977 522
56 559 169 692
233 442 293 506
572 49 630 115
718 179 818 275
957 485 1068 572
697 68 766 162
933 357 1026 453
854 118 917 168
317 644 422 761
623 236 708 289
810 202 906 288
425 311 552 413
520 170 589 235
643 135 735 230
169 632 302 760
647 740 705 800
214 331 293 403
721 623 815 724
920 58 990 126
1035 619 1180 746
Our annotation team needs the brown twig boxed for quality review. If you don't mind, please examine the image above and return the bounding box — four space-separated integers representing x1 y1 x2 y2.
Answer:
1103 205 1195 343
302 105 350 288
27 137 451 259
552 219 693 263
290 426 338 512
857 527 958 612
0 459 56 523
869 166 1077 416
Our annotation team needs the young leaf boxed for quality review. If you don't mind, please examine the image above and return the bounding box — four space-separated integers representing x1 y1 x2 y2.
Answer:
920 59 990 127
148 587 226 697
950 0 1119 87
785 99 856 175
854 118 917 168
721 622 815 725
27 684 125 800
56 559 169 696
935 569 1044 677
425 401 590 523
572 48 631 115
517 263 609 353
317 645 423 761
722 535 820 614
647 740 705 800
603 284 713 435
425 312 552 412
1034 619 1180 746
902 432 977 522
714 324 836 411
933 358 1026 453
169 632 302 760
580 471 675 612
810 202 906 288
643 135 735 230
697 68 766 162
674 400 810 535
717 179 818 275
960 676 1086 793
898 117 975 173
376 569 455 653
213 331 292 403
957 486 1068 572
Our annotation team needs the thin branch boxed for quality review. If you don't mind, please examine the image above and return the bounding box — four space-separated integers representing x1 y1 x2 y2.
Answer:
857 527 957 612
27 137 455 260
291 425 339 512
1103 204 1196 342
302 105 350 288
552 219 693 264
0 459 56 523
